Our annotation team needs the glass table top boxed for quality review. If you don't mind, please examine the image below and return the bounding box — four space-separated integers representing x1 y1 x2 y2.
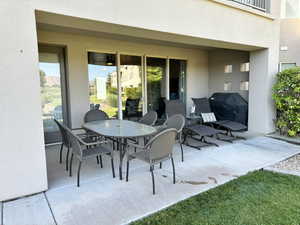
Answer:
83 120 157 138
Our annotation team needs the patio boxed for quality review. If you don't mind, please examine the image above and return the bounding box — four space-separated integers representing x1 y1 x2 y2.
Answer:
2 135 300 225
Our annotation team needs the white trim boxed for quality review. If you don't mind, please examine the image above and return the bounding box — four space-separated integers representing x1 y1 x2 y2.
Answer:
116 52 123 120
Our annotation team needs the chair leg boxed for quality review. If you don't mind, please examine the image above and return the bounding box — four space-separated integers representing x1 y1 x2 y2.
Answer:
180 142 184 162
171 157 176 184
99 155 103 168
111 157 115 178
59 143 64 164
66 146 70 171
77 161 82 187
150 165 155 195
96 156 100 165
69 153 74 177
126 160 130 182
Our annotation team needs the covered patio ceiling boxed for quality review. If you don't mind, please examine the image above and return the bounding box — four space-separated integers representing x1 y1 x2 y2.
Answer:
36 11 263 51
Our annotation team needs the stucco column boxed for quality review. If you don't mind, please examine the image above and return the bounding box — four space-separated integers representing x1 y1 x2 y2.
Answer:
0 1 47 201
248 47 279 134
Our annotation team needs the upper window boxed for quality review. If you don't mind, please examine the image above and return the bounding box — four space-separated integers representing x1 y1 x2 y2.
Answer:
224 65 233 74
280 63 297 72
240 62 250 72
283 0 300 18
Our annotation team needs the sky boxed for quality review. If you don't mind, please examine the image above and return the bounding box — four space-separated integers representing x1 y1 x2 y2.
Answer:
39 62 116 80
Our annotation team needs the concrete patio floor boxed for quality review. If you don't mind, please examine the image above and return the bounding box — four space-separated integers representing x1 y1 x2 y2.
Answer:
2 135 300 225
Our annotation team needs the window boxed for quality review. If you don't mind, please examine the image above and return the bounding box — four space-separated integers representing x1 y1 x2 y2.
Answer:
224 82 232 91
284 0 300 18
224 65 233 73
240 81 249 91
88 52 118 118
240 62 250 72
280 63 297 72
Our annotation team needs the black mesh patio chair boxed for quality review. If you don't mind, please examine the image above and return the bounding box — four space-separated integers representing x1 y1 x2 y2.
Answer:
192 97 247 142
164 100 221 150
65 127 115 187
123 98 141 120
126 128 177 195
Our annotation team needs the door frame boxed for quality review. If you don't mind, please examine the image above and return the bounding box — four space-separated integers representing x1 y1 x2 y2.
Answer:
38 44 70 144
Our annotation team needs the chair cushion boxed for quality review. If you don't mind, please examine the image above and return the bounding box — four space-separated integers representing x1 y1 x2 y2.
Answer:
201 112 217 123
186 124 222 136
213 121 247 131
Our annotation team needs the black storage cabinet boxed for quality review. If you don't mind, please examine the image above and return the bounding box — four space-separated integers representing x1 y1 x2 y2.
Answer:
209 93 248 126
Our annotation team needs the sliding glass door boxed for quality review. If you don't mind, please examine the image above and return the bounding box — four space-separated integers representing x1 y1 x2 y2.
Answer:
146 57 166 118
120 55 143 119
38 45 68 144
169 59 187 102
88 52 118 118
86 53 187 120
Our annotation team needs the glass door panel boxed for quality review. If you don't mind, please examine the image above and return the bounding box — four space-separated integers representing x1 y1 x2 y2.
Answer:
146 57 166 118
88 52 118 118
169 59 187 102
120 55 143 119
39 46 67 144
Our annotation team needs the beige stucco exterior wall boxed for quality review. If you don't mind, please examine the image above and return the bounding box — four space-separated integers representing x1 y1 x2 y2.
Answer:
38 30 209 127
280 18 300 65
208 50 250 100
0 0 281 201
0 1 48 201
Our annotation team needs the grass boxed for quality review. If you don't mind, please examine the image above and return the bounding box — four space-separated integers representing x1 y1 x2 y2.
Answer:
131 171 300 225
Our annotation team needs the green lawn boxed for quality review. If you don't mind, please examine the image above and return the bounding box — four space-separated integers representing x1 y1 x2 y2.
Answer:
131 171 300 225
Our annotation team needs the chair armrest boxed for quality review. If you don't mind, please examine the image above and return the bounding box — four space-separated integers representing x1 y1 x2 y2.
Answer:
127 142 147 150
78 138 107 146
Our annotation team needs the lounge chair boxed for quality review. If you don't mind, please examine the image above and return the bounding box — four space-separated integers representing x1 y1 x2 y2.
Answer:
164 100 222 150
192 97 247 142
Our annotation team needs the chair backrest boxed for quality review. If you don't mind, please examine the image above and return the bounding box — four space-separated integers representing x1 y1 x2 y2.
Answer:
64 127 83 158
139 111 157 126
124 98 140 116
163 114 185 133
84 109 109 123
146 128 177 163
192 98 212 115
165 100 186 118
54 119 70 146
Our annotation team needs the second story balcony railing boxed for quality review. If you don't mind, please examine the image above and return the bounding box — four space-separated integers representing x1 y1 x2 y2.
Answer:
229 0 269 12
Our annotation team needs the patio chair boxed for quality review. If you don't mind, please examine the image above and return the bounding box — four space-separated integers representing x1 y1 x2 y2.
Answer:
54 119 105 171
192 97 247 142
139 111 158 126
84 109 109 122
123 98 141 120
66 127 115 187
126 128 177 195
164 100 221 150
158 114 185 162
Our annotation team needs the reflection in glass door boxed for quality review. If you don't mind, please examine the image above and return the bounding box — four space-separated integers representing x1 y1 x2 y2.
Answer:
146 57 166 118
120 55 143 119
169 59 187 102
88 52 118 118
39 45 68 144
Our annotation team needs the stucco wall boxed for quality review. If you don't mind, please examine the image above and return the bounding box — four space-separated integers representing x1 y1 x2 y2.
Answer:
280 18 300 65
38 30 209 128
0 1 48 201
208 50 250 100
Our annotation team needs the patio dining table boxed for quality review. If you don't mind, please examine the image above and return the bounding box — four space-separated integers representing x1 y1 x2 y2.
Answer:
83 120 157 180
